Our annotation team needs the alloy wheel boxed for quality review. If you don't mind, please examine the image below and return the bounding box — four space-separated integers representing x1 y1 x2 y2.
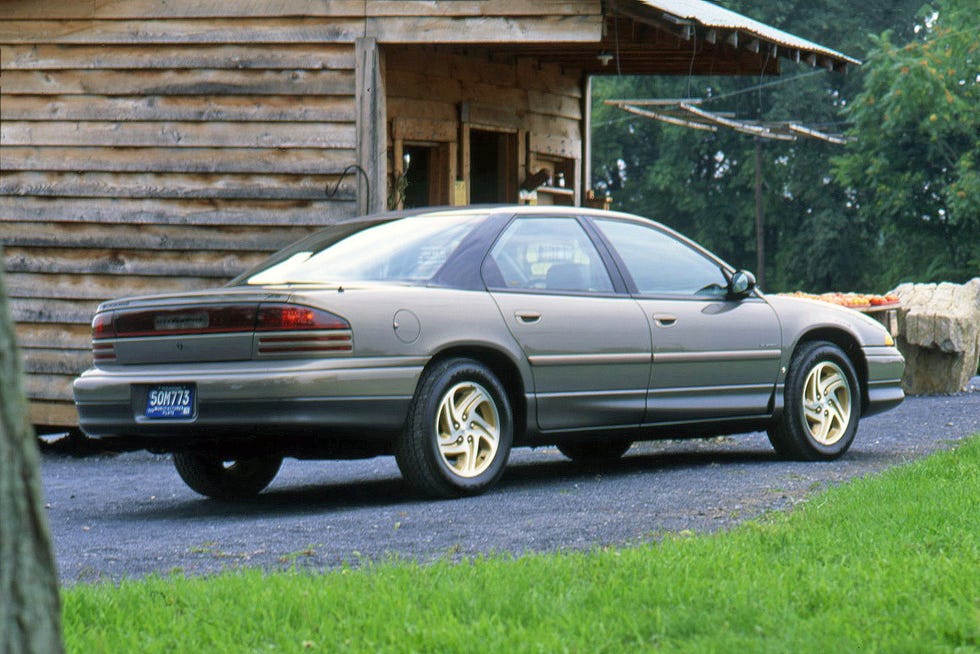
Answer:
435 381 500 478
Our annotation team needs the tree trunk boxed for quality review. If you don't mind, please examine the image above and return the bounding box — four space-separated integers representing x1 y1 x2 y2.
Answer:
0 249 64 654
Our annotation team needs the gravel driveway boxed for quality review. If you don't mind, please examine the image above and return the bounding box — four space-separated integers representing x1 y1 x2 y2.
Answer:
41 378 979 584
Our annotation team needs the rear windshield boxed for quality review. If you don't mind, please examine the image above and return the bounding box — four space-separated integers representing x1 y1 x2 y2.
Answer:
239 211 488 285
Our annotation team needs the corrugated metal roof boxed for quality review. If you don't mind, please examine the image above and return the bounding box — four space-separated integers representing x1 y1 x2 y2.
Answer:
635 0 861 66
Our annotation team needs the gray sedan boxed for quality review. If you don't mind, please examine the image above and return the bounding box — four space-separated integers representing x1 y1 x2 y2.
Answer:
74 206 905 499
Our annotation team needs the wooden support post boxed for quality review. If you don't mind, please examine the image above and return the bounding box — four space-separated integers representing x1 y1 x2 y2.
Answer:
356 37 387 214
583 74 592 202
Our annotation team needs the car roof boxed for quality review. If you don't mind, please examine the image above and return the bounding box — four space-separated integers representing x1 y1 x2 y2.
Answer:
365 204 659 226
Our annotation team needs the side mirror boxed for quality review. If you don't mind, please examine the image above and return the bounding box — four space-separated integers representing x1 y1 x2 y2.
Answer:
729 270 757 297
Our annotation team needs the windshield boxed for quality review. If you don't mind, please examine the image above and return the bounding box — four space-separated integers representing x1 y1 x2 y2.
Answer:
241 211 488 285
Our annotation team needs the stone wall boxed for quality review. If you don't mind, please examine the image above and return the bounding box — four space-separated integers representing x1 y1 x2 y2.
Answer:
891 278 980 394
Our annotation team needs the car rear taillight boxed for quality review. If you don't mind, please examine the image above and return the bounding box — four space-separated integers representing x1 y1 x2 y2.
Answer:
91 312 117 361
255 304 349 331
254 303 352 355
92 312 115 339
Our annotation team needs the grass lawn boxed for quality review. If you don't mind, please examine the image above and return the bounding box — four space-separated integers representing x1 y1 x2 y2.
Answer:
63 435 980 653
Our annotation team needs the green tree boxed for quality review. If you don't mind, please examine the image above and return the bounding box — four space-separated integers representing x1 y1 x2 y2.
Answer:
591 0 925 292
834 0 980 285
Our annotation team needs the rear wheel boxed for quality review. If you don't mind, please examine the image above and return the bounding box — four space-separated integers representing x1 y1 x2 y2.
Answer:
173 452 282 499
768 341 860 460
557 439 632 463
395 358 513 498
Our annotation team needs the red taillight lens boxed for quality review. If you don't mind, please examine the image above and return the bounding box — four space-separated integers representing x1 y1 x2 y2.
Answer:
92 312 116 339
256 304 350 331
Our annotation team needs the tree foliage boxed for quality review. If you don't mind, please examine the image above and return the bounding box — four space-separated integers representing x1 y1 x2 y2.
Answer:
590 0 976 293
834 0 980 284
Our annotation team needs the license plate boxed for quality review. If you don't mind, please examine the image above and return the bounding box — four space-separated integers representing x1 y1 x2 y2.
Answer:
145 384 195 420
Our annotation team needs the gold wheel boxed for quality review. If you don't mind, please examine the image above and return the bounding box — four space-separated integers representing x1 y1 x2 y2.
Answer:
801 361 852 446
435 381 500 478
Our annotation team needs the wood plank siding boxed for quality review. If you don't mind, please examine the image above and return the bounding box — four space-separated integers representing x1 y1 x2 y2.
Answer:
0 0 602 427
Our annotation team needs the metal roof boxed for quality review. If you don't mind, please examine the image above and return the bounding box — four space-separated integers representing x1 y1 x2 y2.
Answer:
634 0 861 67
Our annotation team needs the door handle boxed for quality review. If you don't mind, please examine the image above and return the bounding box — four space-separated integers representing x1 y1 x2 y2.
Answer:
515 311 541 324
653 314 677 327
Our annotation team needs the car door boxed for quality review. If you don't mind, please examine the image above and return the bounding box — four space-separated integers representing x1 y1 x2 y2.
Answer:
483 216 651 432
591 216 782 423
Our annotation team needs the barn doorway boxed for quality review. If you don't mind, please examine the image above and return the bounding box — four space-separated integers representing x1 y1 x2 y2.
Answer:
469 129 518 204
401 143 451 208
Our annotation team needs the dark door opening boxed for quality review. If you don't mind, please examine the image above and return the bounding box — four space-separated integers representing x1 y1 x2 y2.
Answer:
399 142 450 208
402 145 432 209
469 129 517 204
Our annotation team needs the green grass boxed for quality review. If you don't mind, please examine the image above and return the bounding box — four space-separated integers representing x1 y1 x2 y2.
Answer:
63 436 980 653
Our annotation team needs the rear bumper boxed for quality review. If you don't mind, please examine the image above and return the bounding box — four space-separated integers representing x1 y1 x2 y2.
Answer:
862 346 905 417
73 356 425 440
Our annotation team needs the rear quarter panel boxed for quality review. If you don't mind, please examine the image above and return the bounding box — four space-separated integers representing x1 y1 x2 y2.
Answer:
287 285 533 389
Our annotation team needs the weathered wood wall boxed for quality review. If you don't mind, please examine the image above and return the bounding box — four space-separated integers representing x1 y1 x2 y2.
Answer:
0 6 361 426
0 0 602 427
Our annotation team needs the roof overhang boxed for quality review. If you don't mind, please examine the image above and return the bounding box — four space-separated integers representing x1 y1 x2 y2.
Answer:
495 0 859 76
630 0 860 70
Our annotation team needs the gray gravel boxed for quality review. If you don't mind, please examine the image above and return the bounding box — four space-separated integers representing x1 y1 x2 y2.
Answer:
41 378 980 584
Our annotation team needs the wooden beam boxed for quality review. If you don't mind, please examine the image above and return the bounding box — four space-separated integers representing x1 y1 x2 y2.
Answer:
0 19 365 44
366 15 601 44
0 171 356 202
4 248 263 279
3 222 311 255
1 121 355 149
0 196 357 226
0 43 355 70
2 222 312 253
583 75 592 195
0 95 355 123
1 69 356 96
0 0 600 19
616 104 717 132
355 37 387 214
678 104 795 141
0 147 356 175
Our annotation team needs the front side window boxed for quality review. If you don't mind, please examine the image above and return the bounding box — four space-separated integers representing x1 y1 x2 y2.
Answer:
485 217 613 293
242 211 487 285
594 218 727 297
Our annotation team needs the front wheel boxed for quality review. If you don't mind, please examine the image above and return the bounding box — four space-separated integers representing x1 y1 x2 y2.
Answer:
395 358 513 498
768 341 860 460
173 452 282 499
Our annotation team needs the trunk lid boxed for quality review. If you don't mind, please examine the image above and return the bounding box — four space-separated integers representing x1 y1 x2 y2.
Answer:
91 288 352 365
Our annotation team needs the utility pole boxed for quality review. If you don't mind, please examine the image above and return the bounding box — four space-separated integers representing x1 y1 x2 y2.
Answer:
754 137 765 290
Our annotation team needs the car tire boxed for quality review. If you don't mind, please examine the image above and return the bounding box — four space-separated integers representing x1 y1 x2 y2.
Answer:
557 439 632 463
768 341 861 461
173 452 283 499
395 358 513 498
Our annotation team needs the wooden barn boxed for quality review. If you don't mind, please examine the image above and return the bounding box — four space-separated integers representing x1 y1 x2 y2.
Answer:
0 0 856 429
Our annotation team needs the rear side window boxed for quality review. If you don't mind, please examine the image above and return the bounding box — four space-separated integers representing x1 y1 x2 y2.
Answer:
243 212 486 285
485 217 614 293
594 218 727 297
